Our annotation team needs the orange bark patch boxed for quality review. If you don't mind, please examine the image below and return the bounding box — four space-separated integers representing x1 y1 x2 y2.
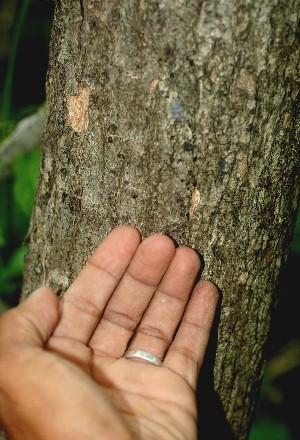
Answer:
67 85 90 132
189 188 200 219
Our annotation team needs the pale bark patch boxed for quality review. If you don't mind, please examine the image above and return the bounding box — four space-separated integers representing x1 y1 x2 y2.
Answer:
67 85 90 132
236 69 256 96
149 79 159 94
189 188 200 219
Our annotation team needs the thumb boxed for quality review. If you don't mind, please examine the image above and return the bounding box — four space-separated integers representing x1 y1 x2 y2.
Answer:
0 287 59 349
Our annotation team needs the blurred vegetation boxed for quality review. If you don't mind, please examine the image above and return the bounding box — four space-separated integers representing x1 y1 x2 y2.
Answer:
0 1 299 438
0 0 53 310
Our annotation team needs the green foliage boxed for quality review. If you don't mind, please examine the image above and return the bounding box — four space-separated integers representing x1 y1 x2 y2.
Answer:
0 246 27 297
250 419 291 440
1 0 31 121
13 148 40 218
0 148 40 305
0 0 44 307
0 119 16 140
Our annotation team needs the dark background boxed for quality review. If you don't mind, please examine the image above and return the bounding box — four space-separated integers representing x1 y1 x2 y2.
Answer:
0 1 299 439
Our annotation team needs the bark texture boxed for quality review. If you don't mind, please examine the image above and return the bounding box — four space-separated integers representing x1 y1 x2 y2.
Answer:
22 1 300 438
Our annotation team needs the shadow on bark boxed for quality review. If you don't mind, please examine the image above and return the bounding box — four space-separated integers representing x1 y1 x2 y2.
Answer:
197 293 236 440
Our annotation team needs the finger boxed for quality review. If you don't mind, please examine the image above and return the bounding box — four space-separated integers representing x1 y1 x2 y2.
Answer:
163 281 219 390
53 225 141 343
0 287 59 350
47 336 93 374
126 246 200 362
89 234 176 357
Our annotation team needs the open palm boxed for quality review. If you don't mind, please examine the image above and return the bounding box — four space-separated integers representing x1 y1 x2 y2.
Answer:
0 226 218 440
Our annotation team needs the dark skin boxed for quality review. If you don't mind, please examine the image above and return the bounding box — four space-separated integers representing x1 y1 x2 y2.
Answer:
0 225 218 439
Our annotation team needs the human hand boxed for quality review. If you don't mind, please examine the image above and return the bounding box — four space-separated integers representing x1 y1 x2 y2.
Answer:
0 225 218 440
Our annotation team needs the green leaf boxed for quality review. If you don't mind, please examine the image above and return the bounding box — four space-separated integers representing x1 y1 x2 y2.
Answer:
0 120 16 142
0 185 8 248
13 148 40 219
249 419 291 440
0 246 27 297
5 246 27 277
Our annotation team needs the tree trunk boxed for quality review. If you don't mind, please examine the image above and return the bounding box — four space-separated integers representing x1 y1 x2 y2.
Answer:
21 1 299 438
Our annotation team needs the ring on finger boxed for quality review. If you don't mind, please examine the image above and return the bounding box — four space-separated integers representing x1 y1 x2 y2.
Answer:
124 349 163 366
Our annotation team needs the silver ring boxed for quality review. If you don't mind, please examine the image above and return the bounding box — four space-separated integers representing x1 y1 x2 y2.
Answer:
124 349 162 366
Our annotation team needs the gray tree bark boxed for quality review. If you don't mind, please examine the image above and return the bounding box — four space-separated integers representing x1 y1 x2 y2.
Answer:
21 1 299 438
